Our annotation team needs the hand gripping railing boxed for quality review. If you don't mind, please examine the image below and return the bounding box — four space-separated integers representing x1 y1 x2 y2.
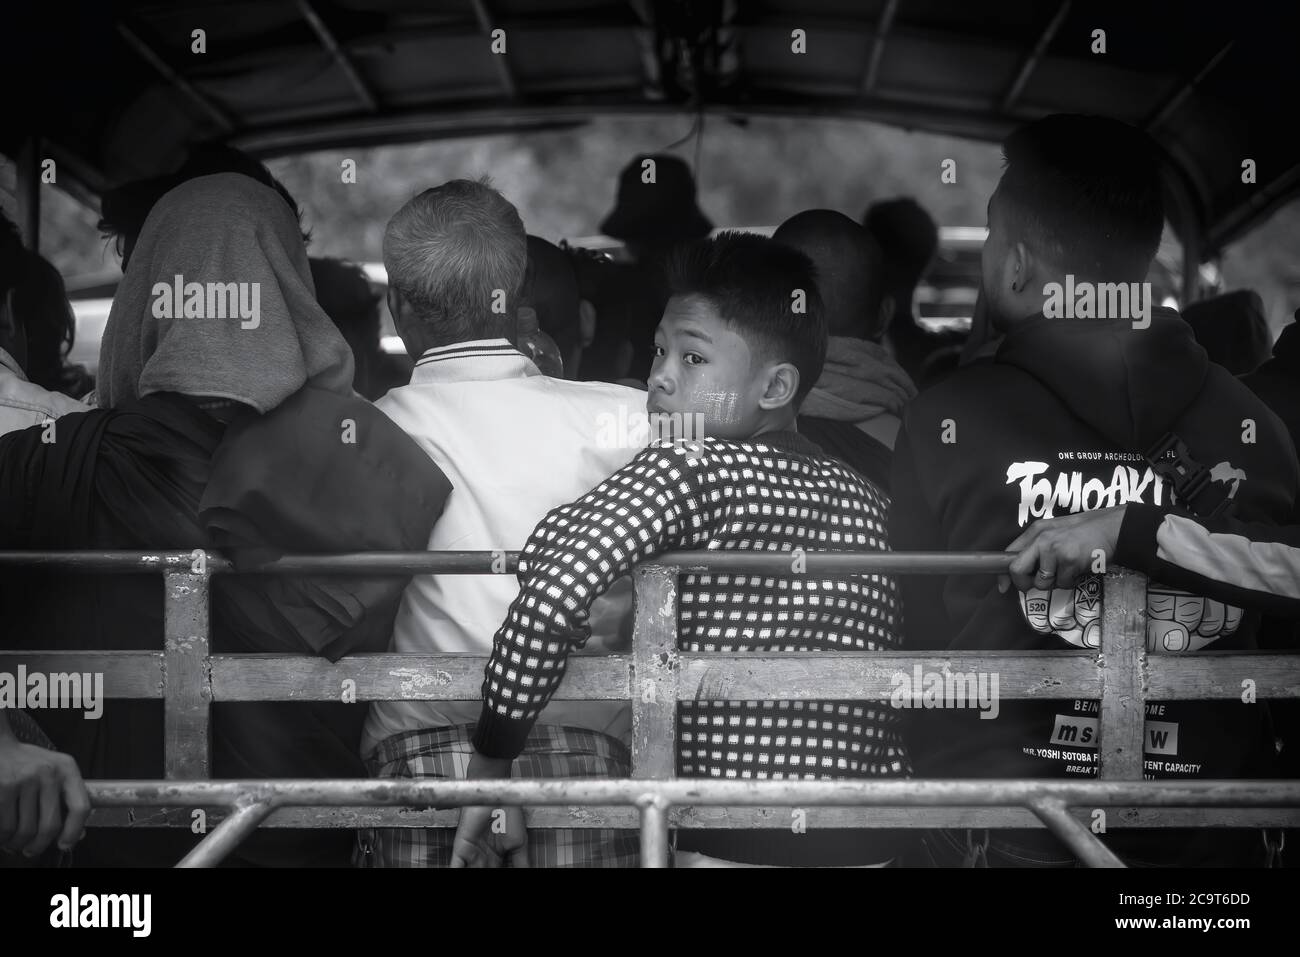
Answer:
2 549 1300 867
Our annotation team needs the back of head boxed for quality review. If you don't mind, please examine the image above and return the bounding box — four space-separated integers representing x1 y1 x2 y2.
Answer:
383 179 526 348
98 173 353 412
0 209 75 388
774 209 885 340
523 235 582 359
863 198 938 313
1183 289 1272 375
995 114 1164 282
664 230 826 403
310 257 380 350
99 145 307 269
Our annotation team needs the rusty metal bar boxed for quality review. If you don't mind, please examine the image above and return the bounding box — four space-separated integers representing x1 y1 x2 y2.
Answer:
162 571 211 779
84 803 1300 831
1099 569 1147 779
177 799 275 868
1000 0 1071 111
631 565 679 779
860 0 900 96
116 23 236 132
0 550 1012 575
296 0 378 112
1145 40 1235 131
638 796 671 868
1028 797 1125 868
4 648 1300 703
1205 157 1300 253
87 778 1300 810
471 0 518 99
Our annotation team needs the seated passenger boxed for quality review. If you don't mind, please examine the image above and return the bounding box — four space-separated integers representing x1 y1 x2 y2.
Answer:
864 197 962 387
775 208 916 492
310 257 412 400
359 179 649 868
1182 289 1272 376
890 114 1298 867
0 211 85 436
0 173 451 867
454 232 910 868
521 236 585 378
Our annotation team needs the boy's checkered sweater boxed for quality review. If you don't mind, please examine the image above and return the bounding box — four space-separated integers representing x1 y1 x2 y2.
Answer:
473 429 909 781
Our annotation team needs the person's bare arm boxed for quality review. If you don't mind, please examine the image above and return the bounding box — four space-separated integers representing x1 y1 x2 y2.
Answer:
0 711 91 857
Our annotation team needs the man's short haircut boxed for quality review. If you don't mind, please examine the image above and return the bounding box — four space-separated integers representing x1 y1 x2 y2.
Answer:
774 209 886 340
664 230 827 404
997 114 1164 280
383 178 526 341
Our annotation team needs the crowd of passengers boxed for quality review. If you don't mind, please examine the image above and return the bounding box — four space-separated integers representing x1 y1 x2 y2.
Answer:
2 114 1299 868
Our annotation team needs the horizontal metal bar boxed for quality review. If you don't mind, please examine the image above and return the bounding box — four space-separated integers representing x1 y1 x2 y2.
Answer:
87 779 1300 810
84 804 1300 831
1146 654 1300 700
0 551 1013 575
208 653 629 701
206 650 1105 702
7 650 1298 702
0 652 164 697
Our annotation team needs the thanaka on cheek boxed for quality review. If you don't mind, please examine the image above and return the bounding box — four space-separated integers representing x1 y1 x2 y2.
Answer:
686 388 743 427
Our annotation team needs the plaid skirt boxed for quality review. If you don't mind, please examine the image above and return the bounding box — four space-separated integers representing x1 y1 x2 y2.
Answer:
357 723 640 868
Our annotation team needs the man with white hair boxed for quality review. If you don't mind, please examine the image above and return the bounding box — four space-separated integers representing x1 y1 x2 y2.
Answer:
359 179 647 867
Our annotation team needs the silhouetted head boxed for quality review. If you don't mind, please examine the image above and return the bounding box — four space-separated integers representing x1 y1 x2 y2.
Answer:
601 154 712 259
864 198 938 328
523 235 584 376
774 209 887 340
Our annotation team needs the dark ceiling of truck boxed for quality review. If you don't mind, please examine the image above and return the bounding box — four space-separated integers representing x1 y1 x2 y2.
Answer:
2 0 1295 252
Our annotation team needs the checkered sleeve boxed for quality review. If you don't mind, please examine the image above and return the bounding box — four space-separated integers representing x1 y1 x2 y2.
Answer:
473 442 713 759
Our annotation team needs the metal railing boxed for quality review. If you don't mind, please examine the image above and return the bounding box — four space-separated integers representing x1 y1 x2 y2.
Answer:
2 549 1299 867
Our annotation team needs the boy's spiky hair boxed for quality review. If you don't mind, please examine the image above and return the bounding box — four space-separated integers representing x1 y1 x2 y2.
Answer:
664 230 827 404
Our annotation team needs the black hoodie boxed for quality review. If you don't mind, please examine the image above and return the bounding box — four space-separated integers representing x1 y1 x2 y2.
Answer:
890 308 1298 802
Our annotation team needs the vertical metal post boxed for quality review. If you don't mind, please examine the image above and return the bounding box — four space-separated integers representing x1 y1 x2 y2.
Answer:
1098 569 1148 779
14 135 41 251
638 797 671 868
630 565 679 780
163 567 212 779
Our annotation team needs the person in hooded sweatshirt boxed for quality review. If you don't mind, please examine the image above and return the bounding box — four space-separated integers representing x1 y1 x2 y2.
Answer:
889 114 1299 868
775 209 917 494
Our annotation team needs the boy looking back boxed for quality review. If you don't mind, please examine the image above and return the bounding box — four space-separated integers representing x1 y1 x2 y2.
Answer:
453 232 909 867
